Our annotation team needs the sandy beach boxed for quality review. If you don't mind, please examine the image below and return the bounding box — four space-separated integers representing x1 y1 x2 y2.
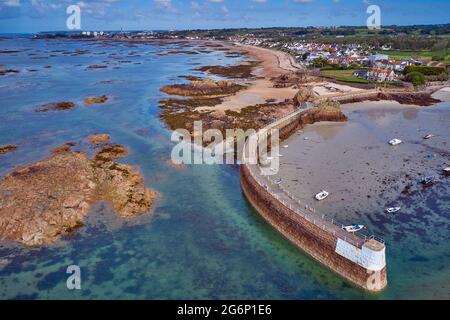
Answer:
198 44 302 113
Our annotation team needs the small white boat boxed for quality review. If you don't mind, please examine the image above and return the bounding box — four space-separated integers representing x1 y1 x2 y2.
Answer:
283 145 289 149
274 178 283 185
343 225 365 233
420 176 435 186
385 206 401 214
304 137 309 141
315 190 329 201
423 134 435 140
389 138 402 146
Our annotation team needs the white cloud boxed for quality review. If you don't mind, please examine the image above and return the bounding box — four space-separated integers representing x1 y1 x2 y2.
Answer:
220 4 228 14
2 0 21 7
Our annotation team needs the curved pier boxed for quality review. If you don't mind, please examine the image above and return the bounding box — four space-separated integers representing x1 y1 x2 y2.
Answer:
240 108 388 292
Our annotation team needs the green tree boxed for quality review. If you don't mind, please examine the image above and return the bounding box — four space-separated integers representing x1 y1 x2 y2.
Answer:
405 72 426 86
312 57 328 68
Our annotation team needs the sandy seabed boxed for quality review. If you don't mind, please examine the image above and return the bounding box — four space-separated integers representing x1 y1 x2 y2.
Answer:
274 96 450 222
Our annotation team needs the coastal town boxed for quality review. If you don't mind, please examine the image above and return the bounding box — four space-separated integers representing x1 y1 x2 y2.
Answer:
36 27 449 89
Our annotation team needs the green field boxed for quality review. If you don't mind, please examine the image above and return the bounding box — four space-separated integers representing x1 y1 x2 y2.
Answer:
379 50 450 63
319 69 369 84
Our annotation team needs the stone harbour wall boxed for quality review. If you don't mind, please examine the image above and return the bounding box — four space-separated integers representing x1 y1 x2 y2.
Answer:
240 108 387 292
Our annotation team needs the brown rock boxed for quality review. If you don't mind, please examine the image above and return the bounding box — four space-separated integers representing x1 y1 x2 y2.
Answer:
293 86 316 107
89 134 111 144
51 143 75 154
84 95 109 106
87 65 107 69
0 143 156 246
0 69 19 76
36 102 76 112
94 144 128 161
160 79 245 97
0 145 17 155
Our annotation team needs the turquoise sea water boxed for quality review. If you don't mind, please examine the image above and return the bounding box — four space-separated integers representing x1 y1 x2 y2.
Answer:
0 36 449 299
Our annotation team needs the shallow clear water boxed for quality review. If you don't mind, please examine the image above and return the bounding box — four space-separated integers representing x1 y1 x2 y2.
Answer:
0 36 449 299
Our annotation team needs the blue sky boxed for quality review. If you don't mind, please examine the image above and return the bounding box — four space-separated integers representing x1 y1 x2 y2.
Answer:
0 0 449 33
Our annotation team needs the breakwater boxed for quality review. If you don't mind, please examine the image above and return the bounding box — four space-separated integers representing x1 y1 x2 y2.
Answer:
240 108 388 292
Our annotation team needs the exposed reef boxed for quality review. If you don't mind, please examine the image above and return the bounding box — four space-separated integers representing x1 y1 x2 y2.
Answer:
36 102 76 112
0 137 156 246
0 145 17 155
89 134 111 144
84 95 109 106
302 100 348 123
272 72 315 88
197 62 259 79
0 69 19 76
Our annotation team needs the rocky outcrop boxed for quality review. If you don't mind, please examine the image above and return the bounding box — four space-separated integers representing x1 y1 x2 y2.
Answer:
338 91 441 107
197 62 258 79
301 100 348 123
0 139 156 246
36 102 76 112
87 65 107 69
84 95 109 106
272 72 313 88
160 79 245 97
0 69 19 76
89 134 111 144
0 145 17 155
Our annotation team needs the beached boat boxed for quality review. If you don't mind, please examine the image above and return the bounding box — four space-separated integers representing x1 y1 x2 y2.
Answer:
420 176 435 186
385 206 401 214
315 190 329 201
389 138 402 146
443 167 450 176
423 134 435 140
274 178 283 185
343 225 365 233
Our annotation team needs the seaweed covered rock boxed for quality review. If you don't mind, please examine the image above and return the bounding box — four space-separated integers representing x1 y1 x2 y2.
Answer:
36 102 76 112
0 145 17 155
160 79 245 97
293 86 316 107
301 100 348 123
84 95 109 106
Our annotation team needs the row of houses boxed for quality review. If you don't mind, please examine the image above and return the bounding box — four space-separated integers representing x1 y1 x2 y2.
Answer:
353 68 397 82
232 35 429 83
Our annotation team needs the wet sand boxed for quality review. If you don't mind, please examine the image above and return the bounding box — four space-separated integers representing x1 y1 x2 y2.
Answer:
274 97 450 222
